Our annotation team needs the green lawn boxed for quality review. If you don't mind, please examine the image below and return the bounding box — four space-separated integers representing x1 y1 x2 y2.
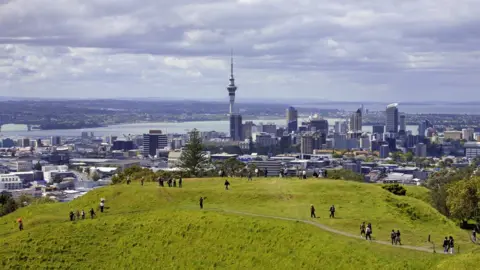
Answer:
0 177 478 269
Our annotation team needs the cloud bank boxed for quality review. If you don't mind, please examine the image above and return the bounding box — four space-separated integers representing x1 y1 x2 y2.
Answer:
1 0 479 101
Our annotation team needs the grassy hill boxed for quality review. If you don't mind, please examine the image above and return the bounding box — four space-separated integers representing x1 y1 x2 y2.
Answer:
0 178 478 269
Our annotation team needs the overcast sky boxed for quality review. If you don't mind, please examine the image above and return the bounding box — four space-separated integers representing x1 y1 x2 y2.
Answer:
1 0 479 102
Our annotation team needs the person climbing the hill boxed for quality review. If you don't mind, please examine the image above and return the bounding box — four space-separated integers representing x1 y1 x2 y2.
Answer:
100 200 105 213
199 197 205 209
224 179 230 190
472 229 477 243
17 218 23 231
365 225 372 240
81 210 85 220
329 205 335 218
179 177 183 188
449 236 455 254
395 230 402 245
360 222 366 237
442 237 449 253
76 210 80 220
391 230 396 245
310 204 316 218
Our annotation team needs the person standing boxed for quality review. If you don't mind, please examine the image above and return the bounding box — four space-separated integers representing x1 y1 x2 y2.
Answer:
141 178 144 186
248 172 252 181
264 169 268 177
199 197 205 209
472 229 477 243
396 230 402 245
173 179 177 187
179 177 183 188
442 237 450 254
76 210 81 220
390 230 396 245
81 210 85 220
310 204 316 218
449 236 455 254
360 222 366 238
365 225 372 240
17 218 23 231
90 208 96 219
302 170 307 179
255 168 259 177
329 205 336 218
100 201 105 213
224 180 230 190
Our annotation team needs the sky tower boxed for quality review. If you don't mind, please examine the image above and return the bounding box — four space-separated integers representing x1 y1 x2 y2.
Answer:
227 50 237 114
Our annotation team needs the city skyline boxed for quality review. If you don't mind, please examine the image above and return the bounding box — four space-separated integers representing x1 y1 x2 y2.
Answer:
1 1 480 101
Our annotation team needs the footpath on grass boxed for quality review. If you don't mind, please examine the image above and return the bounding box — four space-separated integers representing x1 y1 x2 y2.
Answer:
195 207 441 254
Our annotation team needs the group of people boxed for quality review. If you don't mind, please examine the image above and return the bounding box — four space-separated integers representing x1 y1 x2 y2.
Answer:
390 230 402 245
158 177 182 188
309 204 336 218
443 236 455 254
69 198 105 222
360 222 373 240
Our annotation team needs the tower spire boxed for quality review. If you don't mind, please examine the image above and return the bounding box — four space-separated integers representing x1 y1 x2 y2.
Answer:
227 49 237 114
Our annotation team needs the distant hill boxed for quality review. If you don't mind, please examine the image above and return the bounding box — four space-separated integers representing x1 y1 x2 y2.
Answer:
0 178 478 269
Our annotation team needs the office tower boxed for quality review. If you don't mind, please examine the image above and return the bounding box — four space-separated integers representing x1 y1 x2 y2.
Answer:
399 114 406 133
51 136 61 146
380 145 390 158
17 138 30 148
334 121 347 134
415 143 427 157
300 134 314 155
229 114 243 141
261 123 277 136
142 130 168 157
462 128 474 141
349 108 362 132
309 114 329 134
81 132 89 139
418 121 427 137
242 121 256 140
385 103 399 133
286 106 298 133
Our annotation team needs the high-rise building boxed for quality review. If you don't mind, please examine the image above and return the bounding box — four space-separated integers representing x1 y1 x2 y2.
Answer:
260 123 277 136
51 136 61 146
309 114 328 134
227 51 237 115
334 121 347 134
229 114 243 141
242 121 256 140
286 106 298 133
349 108 362 133
415 143 427 157
462 128 474 141
142 130 168 157
372 125 385 135
399 114 406 133
380 144 390 158
301 134 314 155
17 138 30 148
385 103 399 133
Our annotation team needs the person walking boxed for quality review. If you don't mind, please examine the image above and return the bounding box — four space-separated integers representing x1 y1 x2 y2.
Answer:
310 204 316 218
472 229 477 243
224 180 230 190
141 178 144 186
100 201 105 213
179 177 183 188
126 176 131 185
449 236 455 254
89 208 96 219
199 197 205 209
248 172 252 181
255 168 259 177
329 205 336 218
443 237 450 254
302 170 307 179
395 230 402 245
365 225 372 240
360 222 366 238
81 210 85 220
173 179 177 187
391 230 396 245
69 211 75 221
76 210 81 220
264 169 268 177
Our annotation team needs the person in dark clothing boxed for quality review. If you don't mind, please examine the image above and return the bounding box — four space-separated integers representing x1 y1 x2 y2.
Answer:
396 230 402 245
158 177 162 186
199 197 205 209
324 170 328 178
141 178 144 186
81 210 85 220
329 205 336 218
18 218 23 231
76 210 81 220
391 230 396 245
224 180 230 190
126 176 131 185
365 225 372 240
69 211 75 221
179 177 183 188
449 236 455 254
90 208 96 219
472 229 477 243
100 201 105 213
443 237 450 254
360 222 366 237
248 172 252 181
173 179 177 187
264 169 268 177
313 171 318 178
310 204 316 218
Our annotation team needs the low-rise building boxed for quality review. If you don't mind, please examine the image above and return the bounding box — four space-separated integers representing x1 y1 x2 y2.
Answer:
0 174 23 190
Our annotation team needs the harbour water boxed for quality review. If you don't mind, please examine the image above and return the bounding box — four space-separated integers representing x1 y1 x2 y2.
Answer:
0 119 419 138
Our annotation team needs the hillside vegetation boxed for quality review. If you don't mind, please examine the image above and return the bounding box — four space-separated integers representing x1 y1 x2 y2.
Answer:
1 178 478 269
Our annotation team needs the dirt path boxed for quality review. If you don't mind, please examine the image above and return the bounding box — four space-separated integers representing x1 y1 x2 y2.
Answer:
200 208 440 254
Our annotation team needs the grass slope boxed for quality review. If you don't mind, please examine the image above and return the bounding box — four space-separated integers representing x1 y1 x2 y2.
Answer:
0 178 477 269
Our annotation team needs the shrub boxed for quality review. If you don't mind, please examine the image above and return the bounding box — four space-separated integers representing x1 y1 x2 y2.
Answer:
382 184 407 196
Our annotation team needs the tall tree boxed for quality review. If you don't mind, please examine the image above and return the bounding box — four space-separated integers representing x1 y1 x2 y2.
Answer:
179 129 209 177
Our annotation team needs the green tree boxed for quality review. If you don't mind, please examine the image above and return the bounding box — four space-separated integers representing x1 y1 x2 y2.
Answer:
404 152 414 162
446 177 480 224
91 171 101 181
179 129 209 177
